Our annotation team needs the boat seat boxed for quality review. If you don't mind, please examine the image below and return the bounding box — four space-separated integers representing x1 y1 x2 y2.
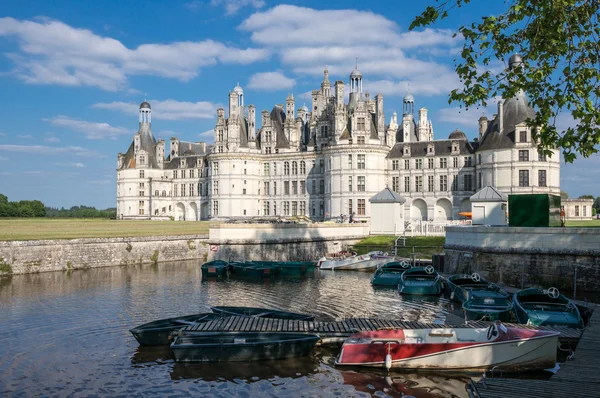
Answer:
234 338 246 344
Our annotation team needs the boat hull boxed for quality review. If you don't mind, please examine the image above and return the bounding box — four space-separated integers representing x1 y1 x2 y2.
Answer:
335 258 393 271
229 263 278 278
171 332 320 362
513 288 584 328
444 275 509 303
399 280 442 295
201 261 229 277
336 326 558 372
320 255 368 270
130 313 219 346
371 270 405 286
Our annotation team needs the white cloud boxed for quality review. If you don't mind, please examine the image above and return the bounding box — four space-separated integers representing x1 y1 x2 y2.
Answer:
237 6 459 97
45 115 132 140
0 17 269 91
199 129 214 138
247 71 295 91
45 136 60 143
0 132 7 137
52 162 85 168
0 144 106 158
0 156 7 160
16 134 34 139
211 0 265 15
92 99 219 120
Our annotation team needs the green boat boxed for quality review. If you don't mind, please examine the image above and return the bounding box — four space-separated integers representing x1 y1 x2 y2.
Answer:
444 273 509 303
249 261 310 276
130 312 221 346
513 287 584 328
462 296 514 322
171 332 320 362
398 266 442 296
201 260 230 277
229 262 279 278
371 261 411 286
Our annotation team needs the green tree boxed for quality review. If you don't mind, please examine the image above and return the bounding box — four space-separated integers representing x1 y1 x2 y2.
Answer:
411 0 600 162
0 193 7 204
579 194 595 199
560 190 569 200
593 197 600 211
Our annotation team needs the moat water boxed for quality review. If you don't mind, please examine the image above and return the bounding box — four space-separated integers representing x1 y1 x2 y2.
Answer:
0 260 547 397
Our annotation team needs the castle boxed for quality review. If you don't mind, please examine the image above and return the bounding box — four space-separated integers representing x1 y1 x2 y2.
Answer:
116 55 560 221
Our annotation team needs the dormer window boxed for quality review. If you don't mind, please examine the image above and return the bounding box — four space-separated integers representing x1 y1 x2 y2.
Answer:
139 155 145 164
403 145 410 156
520 131 527 142
357 136 365 144
427 144 434 156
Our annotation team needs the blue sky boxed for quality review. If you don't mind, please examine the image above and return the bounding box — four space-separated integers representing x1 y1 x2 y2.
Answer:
0 0 597 208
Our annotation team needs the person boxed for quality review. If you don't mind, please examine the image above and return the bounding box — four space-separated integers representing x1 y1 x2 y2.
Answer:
349 213 354 223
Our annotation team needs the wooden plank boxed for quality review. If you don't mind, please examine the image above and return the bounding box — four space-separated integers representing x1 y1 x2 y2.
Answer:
230 316 242 331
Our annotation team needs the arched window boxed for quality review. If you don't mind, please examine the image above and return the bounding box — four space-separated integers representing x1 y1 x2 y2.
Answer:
292 161 298 174
162 190 166 197
284 161 290 175
300 161 306 174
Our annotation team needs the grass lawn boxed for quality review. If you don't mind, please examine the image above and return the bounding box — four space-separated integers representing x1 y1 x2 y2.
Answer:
565 219 600 228
0 218 210 241
351 236 445 259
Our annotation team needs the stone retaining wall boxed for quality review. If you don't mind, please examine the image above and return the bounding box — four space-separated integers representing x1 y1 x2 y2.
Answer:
444 226 600 293
0 235 210 276
0 223 370 276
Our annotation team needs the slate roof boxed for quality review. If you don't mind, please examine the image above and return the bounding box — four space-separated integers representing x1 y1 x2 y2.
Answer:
386 139 477 159
270 105 290 149
119 127 159 170
396 119 419 143
478 90 536 151
470 186 508 202
369 187 406 203
369 117 379 140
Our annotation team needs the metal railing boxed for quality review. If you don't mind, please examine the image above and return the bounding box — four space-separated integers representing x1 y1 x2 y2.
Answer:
405 220 471 237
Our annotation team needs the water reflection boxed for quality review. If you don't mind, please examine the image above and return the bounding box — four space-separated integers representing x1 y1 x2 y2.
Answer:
0 260 482 397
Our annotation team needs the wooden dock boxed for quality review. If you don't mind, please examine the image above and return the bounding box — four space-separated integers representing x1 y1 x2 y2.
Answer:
467 307 598 398
180 316 582 346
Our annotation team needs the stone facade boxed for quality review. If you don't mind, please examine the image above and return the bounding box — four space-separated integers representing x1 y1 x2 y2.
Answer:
562 198 594 220
444 226 600 293
116 55 560 223
0 235 210 276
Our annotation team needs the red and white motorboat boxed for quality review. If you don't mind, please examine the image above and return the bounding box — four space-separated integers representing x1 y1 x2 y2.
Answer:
336 322 559 372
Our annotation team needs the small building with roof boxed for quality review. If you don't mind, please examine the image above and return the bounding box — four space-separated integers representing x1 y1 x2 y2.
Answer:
369 187 406 235
470 186 508 226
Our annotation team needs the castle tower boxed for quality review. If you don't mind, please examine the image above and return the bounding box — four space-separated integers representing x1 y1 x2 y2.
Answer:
139 101 151 131
402 94 414 142
248 105 256 139
321 66 331 98
286 93 295 121
375 93 385 141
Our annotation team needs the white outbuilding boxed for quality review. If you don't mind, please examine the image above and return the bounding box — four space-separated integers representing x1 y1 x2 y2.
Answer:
369 187 406 235
470 186 508 226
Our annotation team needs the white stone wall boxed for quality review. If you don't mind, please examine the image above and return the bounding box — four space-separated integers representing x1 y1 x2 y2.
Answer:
209 223 370 242
445 225 600 251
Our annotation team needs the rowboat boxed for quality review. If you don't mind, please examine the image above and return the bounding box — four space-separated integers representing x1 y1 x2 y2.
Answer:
171 332 320 362
201 260 229 277
210 306 315 321
248 261 310 276
129 313 221 346
229 262 278 278
463 296 514 322
444 273 509 303
371 261 411 286
513 287 584 328
320 251 393 271
335 322 559 372
398 266 442 295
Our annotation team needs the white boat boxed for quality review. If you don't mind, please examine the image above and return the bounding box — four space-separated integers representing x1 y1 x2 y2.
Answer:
336 321 559 372
319 251 391 271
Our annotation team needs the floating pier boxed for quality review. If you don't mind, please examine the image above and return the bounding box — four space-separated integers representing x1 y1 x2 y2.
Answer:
180 316 583 347
467 307 597 398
